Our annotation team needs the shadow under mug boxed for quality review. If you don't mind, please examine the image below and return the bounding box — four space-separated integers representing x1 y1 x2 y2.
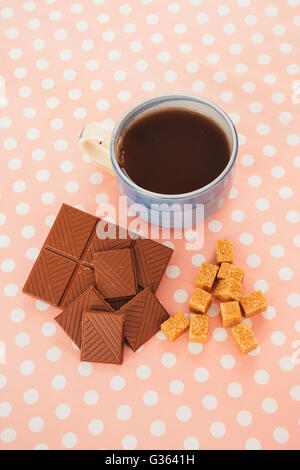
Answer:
79 94 238 228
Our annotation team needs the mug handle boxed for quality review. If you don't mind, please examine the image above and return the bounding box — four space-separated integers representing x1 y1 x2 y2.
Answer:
78 122 114 175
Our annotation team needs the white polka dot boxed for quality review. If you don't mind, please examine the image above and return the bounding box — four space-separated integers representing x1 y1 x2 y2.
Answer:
271 166 285 178
23 388 39 405
65 181 79 193
15 332 30 348
220 354 236 369
191 254 205 267
227 382 243 398
290 385 300 401
83 390 99 405
51 375 66 390
286 210 300 224
122 435 137 450
188 342 203 355
164 70 177 82
184 436 199 450
287 64 300 75
254 369 269 384
255 198 269 211
4 283 19 297
241 154 254 167
29 417 44 433
11 308 25 323
257 123 270 135
237 410 252 426
169 380 184 395
20 360 35 376
262 222 276 235
279 356 294 372
117 405 132 421
161 352 176 368
142 81 155 92
88 419 104 436
278 186 293 199
46 347 61 362
41 192 55 205
136 365 151 379
245 438 262 450
194 367 209 383
208 220 222 232
253 280 268 293
247 254 261 268
1 259 15 273
278 267 293 281
230 209 245 223
143 390 158 406
12 180 26 192
54 404 70 421
210 422 226 438
21 225 35 239
173 289 188 303
95 193 109 205
261 398 278 414
273 427 289 444
202 395 218 410
62 433 77 449
0 402 12 417
270 245 285 258
271 331 286 346
220 91 233 103
1 428 16 444
287 134 300 146
164 265 180 279
176 406 191 422
54 139 68 151
263 145 277 157
192 80 206 93
287 293 300 307
239 232 253 245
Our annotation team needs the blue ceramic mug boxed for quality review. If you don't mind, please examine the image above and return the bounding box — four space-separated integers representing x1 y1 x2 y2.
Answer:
79 94 238 228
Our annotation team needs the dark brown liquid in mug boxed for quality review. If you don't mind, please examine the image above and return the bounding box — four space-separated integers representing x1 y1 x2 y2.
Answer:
117 108 230 195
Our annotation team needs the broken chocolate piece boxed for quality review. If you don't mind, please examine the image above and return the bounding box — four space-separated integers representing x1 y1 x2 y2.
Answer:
133 237 173 292
118 287 170 352
55 286 113 348
23 249 77 307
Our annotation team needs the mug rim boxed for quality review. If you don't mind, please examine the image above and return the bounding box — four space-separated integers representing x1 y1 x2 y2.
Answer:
110 93 238 200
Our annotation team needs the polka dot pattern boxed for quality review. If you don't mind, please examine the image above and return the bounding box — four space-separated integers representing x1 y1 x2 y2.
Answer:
0 0 298 451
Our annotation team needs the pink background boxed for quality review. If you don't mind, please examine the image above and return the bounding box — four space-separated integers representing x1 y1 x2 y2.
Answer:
1 0 300 450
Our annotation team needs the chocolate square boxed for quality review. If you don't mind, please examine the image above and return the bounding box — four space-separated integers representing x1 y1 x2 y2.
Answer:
81 311 125 364
133 238 173 292
118 287 170 351
55 286 113 348
45 203 97 259
82 220 134 265
23 249 77 306
94 248 138 300
60 265 96 308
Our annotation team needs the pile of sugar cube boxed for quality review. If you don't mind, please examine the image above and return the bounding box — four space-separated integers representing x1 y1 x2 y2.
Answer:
161 240 268 354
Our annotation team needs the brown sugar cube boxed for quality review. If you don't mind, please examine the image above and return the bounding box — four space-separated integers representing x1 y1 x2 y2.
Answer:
231 322 259 354
214 278 242 302
194 263 219 291
216 240 234 265
240 290 268 318
189 313 208 343
161 311 189 342
189 288 212 314
217 262 245 283
220 301 242 328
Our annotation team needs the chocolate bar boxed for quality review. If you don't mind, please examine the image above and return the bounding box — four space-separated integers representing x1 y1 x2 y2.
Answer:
23 204 173 308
